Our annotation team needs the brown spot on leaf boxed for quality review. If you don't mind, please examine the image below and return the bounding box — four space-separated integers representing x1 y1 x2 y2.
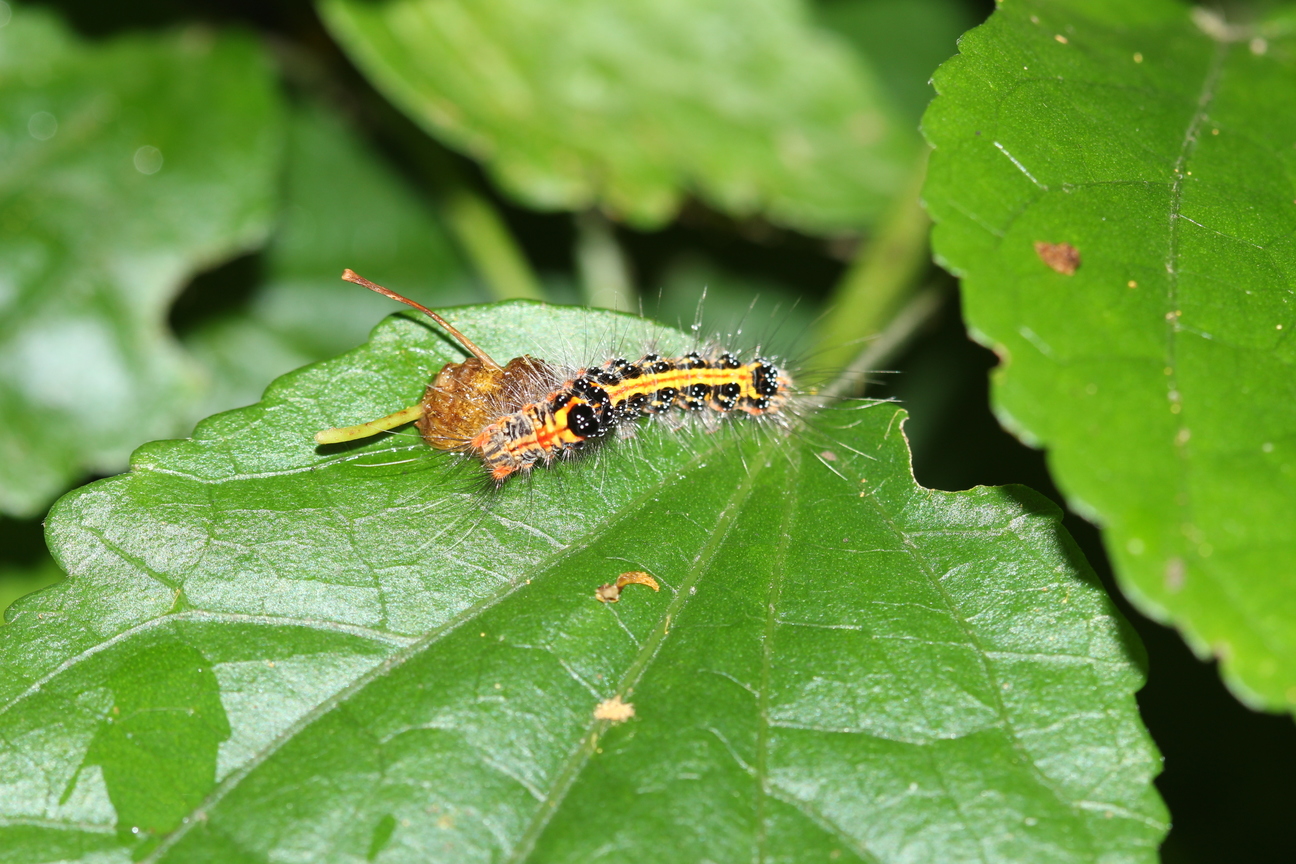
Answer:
1034 241 1081 275
596 571 661 603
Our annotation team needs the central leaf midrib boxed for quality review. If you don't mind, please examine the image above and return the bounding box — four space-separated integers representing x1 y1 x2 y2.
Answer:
1162 31 1228 431
503 431 787 863
753 444 796 864
1154 29 1289 666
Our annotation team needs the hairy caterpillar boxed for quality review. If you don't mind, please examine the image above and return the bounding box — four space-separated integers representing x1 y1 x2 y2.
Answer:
315 270 795 483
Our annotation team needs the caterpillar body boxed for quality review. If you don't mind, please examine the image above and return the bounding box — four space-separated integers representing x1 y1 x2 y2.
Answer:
316 270 794 483
472 349 790 481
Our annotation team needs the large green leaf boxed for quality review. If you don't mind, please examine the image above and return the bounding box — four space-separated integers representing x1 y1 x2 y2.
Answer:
1 304 1164 861
0 5 284 517
923 0 1296 711
317 0 914 233
183 102 478 418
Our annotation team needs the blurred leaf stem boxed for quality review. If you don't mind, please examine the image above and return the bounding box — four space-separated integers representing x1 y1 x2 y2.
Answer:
374 103 545 302
819 281 949 403
811 147 933 381
575 210 636 310
439 180 545 301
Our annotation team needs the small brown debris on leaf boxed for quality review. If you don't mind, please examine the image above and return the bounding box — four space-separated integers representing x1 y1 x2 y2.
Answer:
594 694 635 723
595 570 660 603
1034 241 1081 275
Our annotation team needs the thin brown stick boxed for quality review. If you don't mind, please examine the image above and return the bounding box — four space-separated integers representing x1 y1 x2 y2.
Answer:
341 269 503 372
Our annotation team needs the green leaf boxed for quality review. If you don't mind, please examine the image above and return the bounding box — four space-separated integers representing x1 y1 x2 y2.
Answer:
2 304 1164 860
182 102 478 417
923 0 1296 711
0 6 285 517
317 0 915 233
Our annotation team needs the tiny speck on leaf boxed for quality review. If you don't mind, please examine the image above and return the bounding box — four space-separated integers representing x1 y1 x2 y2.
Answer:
594 695 635 723
1165 557 1186 593
1034 241 1081 275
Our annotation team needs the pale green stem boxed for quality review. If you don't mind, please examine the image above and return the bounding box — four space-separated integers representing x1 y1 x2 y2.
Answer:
809 147 933 383
818 283 949 403
442 185 545 301
382 107 545 303
575 210 636 310
315 404 425 445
